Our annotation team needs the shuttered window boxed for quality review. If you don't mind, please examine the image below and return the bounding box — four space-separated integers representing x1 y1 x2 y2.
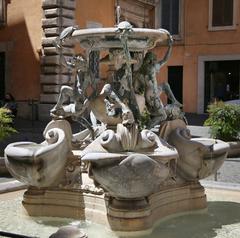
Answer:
0 0 6 27
160 0 180 35
212 0 233 27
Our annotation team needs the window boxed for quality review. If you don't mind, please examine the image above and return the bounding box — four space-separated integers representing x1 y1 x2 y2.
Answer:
116 0 155 28
204 60 240 111
0 0 6 27
156 0 181 36
209 0 237 30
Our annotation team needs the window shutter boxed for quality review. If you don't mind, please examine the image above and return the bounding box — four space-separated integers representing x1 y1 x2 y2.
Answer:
212 0 233 27
171 0 179 35
161 0 171 31
161 0 179 35
0 0 6 27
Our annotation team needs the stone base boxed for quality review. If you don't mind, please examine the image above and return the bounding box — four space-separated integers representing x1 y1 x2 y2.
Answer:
22 182 207 236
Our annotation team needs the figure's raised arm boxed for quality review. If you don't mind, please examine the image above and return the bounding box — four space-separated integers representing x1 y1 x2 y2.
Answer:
156 32 173 70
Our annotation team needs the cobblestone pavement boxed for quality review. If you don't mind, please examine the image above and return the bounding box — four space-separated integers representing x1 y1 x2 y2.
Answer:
204 158 240 184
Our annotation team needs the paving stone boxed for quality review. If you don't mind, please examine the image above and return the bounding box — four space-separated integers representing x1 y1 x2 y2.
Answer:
0 180 27 194
204 158 240 184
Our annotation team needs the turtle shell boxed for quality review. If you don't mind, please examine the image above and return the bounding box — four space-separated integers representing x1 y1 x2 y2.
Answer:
60 26 77 40
117 21 132 30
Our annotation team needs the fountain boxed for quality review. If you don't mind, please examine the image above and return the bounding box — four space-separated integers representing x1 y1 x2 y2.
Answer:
4 17 230 237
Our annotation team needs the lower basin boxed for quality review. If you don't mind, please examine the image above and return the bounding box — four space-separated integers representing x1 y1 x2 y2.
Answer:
1 186 240 238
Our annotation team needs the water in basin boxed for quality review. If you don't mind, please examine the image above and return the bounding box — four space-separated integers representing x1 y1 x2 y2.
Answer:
17 143 46 152
0 192 116 238
0 189 240 238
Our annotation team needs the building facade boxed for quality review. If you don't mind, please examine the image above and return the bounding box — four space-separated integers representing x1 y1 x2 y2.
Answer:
0 0 240 118
0 0 42 118
154 0 240 113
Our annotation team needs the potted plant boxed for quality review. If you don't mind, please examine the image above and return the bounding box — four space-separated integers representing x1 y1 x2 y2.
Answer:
0 108 17 175
204 101 240 157
0 108 17 141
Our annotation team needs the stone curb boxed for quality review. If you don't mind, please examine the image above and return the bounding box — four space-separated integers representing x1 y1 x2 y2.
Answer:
0 180 27 194
200 180 240 192
0 157 9 175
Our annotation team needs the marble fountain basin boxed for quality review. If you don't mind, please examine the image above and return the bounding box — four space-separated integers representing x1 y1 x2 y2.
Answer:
81 127 178 199
70 27 170 51
82 151 177 199
1 187 240 238
4 128 69 187
168 128 230 181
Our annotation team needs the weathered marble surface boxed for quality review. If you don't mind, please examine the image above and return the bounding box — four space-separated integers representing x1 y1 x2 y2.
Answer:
168 127 229 180
4 120 72 187
4 19 230 235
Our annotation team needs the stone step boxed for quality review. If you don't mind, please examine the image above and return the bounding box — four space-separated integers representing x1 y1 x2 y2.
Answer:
40 74 74 85
44 8 75 18
0 180 27 194
42 0 76 10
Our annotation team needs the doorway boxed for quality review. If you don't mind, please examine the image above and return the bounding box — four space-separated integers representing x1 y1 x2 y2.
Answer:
167 66 183 104
0 52 5 101
204 60 240 111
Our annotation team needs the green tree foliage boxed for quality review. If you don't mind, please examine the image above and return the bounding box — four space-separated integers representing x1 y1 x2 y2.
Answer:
0 108 17 141
204 101 240 141
139 109 151 129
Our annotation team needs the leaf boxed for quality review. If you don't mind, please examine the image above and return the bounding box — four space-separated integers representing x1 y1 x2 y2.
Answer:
204 101 240 141
0 108 17 141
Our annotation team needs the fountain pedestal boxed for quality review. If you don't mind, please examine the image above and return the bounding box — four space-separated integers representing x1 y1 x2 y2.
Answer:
22 180 207 236
4 21 229 237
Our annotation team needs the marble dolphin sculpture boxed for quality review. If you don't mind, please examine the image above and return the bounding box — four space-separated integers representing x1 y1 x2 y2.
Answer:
168 127 230 180
84 153 171 199
4 120 71 187
81 124 178 199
